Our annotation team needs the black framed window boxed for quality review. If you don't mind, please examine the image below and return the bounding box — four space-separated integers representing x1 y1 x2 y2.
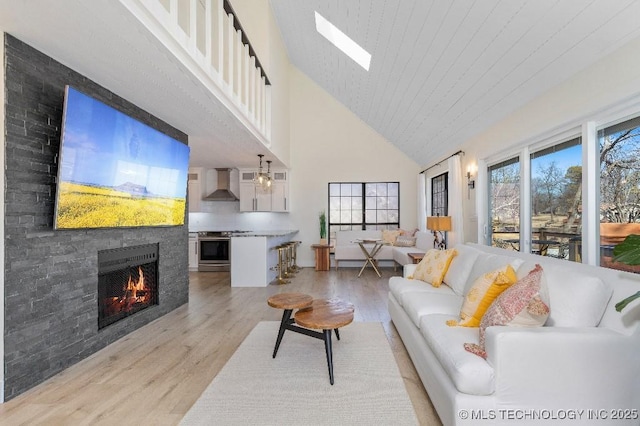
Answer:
328 182 400 239
431 173 448 216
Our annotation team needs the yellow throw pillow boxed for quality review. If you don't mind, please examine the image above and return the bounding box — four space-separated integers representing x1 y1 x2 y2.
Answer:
447 264 518 327
409 249 457 287
382 229 401 245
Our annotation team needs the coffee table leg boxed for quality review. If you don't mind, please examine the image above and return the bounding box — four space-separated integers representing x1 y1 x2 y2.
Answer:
273 309 293 358
323 329 334 385
334 328 340 340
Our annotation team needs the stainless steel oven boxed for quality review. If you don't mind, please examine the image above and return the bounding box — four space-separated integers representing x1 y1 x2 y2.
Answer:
198 232 231 272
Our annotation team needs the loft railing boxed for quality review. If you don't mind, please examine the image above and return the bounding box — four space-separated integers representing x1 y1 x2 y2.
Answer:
122 0 271 142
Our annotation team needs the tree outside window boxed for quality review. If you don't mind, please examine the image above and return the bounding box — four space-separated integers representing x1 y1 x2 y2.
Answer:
599 117 640 273
531 138 582 260
489 158 520 248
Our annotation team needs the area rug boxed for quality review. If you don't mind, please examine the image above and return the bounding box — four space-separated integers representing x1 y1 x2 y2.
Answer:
180 321 418 425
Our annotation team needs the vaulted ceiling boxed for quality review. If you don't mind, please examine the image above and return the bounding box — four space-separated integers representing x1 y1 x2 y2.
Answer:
1 1 640 170
270 0 640 167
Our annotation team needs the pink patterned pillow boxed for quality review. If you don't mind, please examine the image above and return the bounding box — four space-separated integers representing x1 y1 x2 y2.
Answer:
464 264 550 359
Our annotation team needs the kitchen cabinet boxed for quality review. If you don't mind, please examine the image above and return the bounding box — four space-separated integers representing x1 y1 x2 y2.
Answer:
187 167 203 212
271 180 288 212
238 169 289 212
188 233 198 271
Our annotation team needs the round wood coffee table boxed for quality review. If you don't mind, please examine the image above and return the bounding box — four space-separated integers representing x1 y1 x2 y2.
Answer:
295 298 355 385
267 293 313 358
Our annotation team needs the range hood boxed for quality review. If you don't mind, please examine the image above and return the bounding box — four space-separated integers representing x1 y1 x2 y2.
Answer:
203 168 239 201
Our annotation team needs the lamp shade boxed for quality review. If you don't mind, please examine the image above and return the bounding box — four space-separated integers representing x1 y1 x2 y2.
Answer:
426 216 452 232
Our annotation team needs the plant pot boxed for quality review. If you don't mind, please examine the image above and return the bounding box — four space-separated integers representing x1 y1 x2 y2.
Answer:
319 238 327 245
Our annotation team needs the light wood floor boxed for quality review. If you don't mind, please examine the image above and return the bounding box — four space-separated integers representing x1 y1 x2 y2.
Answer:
0 267 442 426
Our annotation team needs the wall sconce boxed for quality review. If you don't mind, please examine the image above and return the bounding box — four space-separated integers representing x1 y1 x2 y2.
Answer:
466 165 476 189
466 163 476 199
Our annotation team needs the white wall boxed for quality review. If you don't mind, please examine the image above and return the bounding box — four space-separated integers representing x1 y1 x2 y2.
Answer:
457 35 640 244
287 67 421 267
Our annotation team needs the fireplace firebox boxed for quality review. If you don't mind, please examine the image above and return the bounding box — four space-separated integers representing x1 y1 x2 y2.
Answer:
97 244 159 329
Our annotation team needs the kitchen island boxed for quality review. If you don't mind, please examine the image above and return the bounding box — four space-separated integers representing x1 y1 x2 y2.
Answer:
229 230 299 287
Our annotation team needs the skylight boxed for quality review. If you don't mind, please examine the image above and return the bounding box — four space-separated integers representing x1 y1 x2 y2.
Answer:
314 11 371 71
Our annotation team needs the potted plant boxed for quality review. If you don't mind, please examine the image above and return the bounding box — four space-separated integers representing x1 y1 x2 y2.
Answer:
319 211 327 245
612 234 640 311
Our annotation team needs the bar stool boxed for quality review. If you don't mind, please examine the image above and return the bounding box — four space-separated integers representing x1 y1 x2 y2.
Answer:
289 240 301 273
284 241 298 275
271 245 290 285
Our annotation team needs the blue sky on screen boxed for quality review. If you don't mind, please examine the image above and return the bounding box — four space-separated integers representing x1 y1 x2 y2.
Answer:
59 87 190 198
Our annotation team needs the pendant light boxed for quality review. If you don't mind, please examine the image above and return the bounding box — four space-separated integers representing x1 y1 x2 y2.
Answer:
254 154 272 191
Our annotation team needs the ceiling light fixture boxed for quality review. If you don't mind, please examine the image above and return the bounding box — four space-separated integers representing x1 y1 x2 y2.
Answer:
314 11 371 71
254 154 272 191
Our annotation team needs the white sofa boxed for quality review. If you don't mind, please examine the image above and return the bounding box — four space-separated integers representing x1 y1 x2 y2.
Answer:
389 243 640 426
334 230 434 269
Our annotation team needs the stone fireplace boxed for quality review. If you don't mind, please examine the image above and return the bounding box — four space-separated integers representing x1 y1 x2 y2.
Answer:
98 244 159 329
3 35 189 401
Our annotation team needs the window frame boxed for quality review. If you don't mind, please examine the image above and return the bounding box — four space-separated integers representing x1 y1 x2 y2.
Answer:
431 172 449 216
327 181 400 240
478 105 640 272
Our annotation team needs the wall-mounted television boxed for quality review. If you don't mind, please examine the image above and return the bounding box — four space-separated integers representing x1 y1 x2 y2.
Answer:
54 86 190 230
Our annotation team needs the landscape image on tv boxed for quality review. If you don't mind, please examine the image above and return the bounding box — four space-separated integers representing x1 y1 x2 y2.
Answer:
54 86 191 229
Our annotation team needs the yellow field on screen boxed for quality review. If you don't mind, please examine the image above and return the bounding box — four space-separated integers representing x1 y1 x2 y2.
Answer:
56 182 185 228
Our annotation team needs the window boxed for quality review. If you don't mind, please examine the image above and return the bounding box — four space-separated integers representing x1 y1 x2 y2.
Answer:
328 182 399 240
488 157 520 248
431 173 448 216
480 109 640 276
530 138 582 261
599 116 640 272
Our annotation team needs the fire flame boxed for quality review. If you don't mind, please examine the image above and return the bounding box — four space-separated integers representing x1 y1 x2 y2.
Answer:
103 266 153 316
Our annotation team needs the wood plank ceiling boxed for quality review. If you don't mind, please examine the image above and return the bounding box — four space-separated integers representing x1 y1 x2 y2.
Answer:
270 0 640 167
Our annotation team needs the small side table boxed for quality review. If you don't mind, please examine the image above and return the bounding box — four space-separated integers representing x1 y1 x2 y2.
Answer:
267 292 313 358
408 252 425 264
311 244 332 271
354 239 386 277
295 298 355 385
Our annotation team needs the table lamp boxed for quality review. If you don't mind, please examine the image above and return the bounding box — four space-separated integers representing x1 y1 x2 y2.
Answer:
426 216 452 249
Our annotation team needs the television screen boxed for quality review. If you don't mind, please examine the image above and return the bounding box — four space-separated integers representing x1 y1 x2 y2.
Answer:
54 86 190 229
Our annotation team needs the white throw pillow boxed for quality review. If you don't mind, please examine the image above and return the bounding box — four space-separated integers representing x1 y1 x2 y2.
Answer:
444 244 481 295
538 263 612 327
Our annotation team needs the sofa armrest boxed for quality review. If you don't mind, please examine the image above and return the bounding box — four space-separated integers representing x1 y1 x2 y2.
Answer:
485 326 640 410
403 264 417 278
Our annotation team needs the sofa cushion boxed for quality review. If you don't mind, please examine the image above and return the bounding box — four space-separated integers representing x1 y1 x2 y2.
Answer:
410 249 457 287
443 244 481 295
465 264 550 359
419 314 495 396
392 247 425 267
334 235 393 260
517 261 612 327
401 291 462 327
400 228 418 237
382 229 401 245
388 276 456 306
395 235 416 247
448 264 518 327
